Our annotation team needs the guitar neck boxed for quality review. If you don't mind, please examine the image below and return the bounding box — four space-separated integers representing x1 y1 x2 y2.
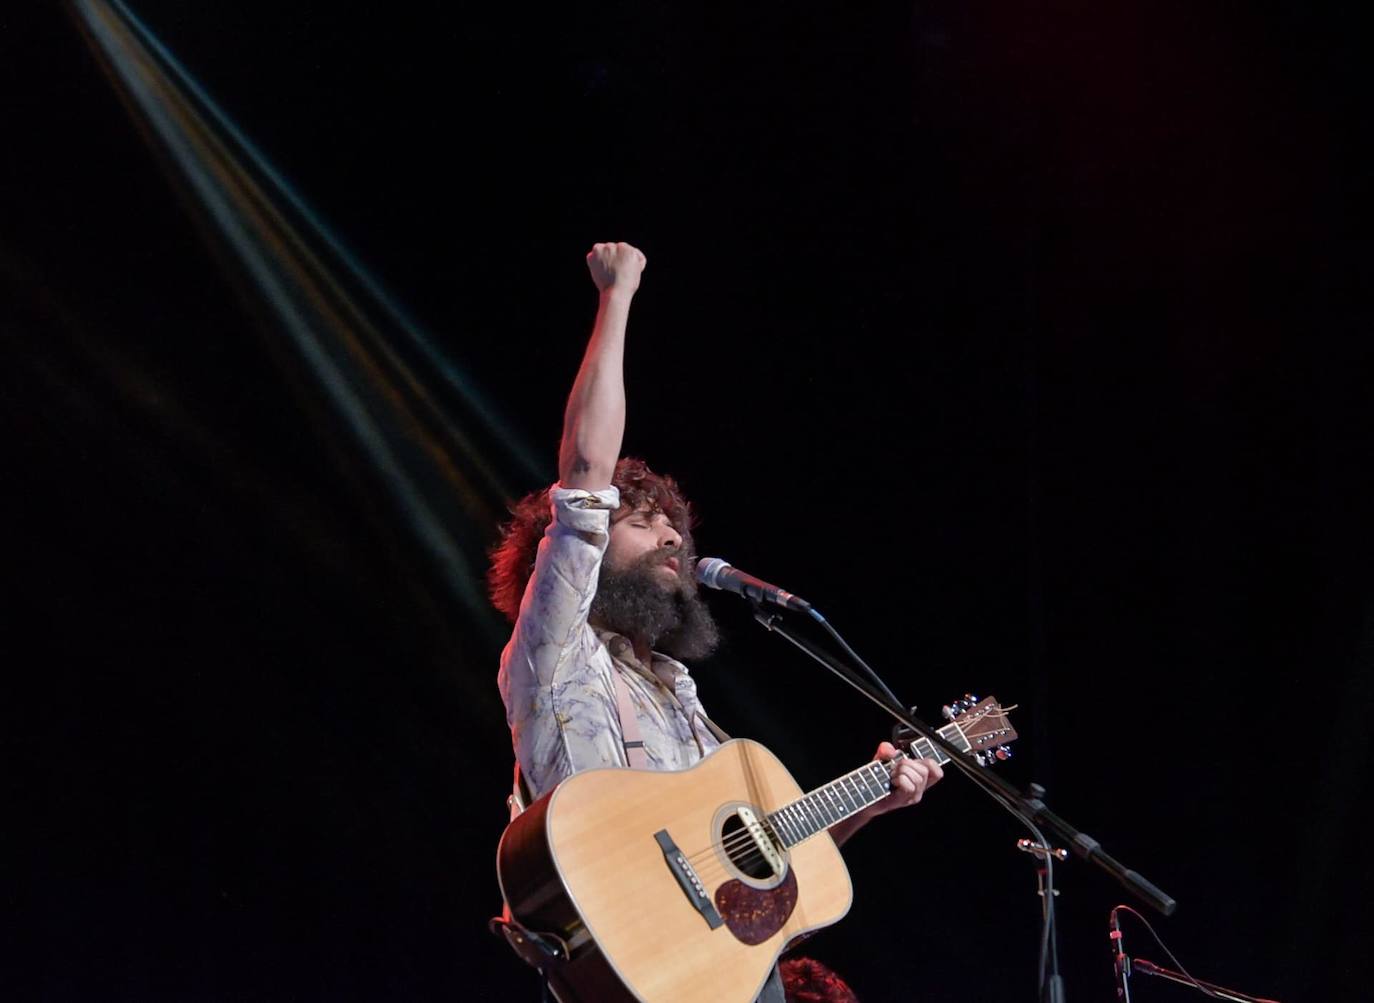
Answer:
763 720 968 849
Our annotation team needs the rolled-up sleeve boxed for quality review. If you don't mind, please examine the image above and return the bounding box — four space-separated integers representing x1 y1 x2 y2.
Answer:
498 484 621 795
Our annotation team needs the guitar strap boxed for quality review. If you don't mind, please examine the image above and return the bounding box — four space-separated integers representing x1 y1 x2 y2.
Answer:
697 709 732 746
508 660 733 821
611 665 653 769
507 762 532 823
613 662 732 755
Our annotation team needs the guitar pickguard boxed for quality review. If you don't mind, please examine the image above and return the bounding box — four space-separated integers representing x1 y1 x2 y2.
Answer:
713 868 799 946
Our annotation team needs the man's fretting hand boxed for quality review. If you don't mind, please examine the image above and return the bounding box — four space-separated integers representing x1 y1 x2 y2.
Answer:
866 741 944 816
586 242 647 295
829 741 943 847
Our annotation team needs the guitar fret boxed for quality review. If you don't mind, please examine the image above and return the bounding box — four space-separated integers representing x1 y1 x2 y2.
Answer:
911 731 959 766
780 805 802 843
806 794 827 827
830 782 855 815
852 775 870 809
938 721 968 756
865 764 888 800
814 797 831 829
769 809 795 846
859 771 882 801
824 780 846 813
843 775 865 810
782 768 890 846
814 792 837 825
831 785 851 816
772 809 791 846
767 701 1013 851
829 779 846 809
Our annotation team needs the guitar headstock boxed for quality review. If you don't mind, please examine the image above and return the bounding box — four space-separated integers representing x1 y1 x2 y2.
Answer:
943 694 1018 766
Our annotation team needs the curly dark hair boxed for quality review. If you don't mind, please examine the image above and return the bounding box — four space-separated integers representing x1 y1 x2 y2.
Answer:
486 457 698 623
780 957 859 1003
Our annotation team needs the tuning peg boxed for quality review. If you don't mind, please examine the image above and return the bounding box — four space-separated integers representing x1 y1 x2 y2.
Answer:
965 693 979 704
994 746 1011 761
974 752 990 766
942 704 958 720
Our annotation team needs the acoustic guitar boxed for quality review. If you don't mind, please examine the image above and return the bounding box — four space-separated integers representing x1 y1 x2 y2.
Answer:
495 696 1016 1003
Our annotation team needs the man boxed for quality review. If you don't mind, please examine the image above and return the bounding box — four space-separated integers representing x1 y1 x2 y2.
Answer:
489 241 943 1002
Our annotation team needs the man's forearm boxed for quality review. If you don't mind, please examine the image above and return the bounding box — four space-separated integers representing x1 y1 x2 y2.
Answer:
831 810 875 849
559 243 646 489
833 746 944 848
559 288 632 489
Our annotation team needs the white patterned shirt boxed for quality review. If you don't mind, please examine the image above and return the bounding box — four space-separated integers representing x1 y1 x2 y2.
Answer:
497 484 723 801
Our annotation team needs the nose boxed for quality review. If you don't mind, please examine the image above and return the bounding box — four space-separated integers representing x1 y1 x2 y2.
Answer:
659 523 682 550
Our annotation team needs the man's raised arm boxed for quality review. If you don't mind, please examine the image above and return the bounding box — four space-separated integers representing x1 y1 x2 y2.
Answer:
558 242 646 490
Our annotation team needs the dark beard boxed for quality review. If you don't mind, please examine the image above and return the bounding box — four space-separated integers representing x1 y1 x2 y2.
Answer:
590 552 721 661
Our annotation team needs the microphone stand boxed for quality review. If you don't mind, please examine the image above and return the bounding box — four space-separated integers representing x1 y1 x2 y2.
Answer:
1110 907 1132 1002
747 602 1177 1002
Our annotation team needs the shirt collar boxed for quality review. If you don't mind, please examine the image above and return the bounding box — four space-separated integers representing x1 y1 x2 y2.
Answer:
594 627 685 685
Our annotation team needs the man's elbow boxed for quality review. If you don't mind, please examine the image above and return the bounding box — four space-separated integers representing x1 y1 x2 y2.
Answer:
558 447 616 490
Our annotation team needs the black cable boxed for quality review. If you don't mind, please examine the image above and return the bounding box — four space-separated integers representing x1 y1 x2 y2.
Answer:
1115 904 1271 1002
807 607 907 711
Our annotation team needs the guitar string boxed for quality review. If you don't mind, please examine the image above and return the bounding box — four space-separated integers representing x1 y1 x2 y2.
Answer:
679 727 996 875
691 780 900 877
678 759 914 875
677 801 866 881
681 760 901 865
680 745 948 870
697 711 1008 861
682 760 945 883
679 738 961 870
681 751 1013 883
660 715 1014 885
653 714 1012 874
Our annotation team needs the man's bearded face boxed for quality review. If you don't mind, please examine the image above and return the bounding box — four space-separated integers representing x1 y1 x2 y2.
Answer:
591 522 720 661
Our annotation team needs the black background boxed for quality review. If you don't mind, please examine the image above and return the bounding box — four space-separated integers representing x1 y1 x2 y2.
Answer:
4 2 1370 1000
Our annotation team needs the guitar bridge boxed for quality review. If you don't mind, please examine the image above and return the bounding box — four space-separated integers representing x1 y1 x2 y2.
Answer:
654 829 724 930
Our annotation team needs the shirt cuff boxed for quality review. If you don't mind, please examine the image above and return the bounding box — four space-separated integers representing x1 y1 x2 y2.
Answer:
549 483 621 532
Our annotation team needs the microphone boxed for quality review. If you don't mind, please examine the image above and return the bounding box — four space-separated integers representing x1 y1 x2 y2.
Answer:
1109 907 1132 1002
694 557 813 613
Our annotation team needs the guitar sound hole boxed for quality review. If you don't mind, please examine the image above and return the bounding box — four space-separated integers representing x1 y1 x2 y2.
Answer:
721 813 776 880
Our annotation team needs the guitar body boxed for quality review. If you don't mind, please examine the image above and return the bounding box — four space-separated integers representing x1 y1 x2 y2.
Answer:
497 739 853 1003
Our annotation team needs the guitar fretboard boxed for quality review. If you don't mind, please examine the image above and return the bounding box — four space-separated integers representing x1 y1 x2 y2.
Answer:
764 721 968 848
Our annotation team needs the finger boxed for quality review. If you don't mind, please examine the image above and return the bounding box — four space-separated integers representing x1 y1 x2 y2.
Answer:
876 741 898 760
895 762 930 798
901 758 930 781
922 758 944 785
